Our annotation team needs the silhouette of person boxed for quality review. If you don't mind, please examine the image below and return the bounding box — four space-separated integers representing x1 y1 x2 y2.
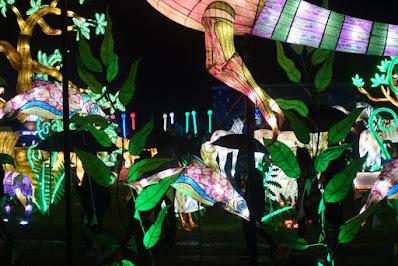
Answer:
296 147 319 237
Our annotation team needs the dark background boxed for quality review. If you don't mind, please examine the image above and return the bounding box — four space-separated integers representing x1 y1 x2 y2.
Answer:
0 0 398 128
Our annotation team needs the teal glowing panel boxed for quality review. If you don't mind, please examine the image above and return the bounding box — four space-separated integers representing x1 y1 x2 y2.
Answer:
367 22 388 56
319 12 344 50
271 0 301 42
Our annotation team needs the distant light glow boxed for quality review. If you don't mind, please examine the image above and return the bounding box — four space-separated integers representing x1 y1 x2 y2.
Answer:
19 220 29 225
169 112 175 125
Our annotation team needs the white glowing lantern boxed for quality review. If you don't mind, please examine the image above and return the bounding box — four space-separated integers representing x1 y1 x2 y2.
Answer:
169 112 175 125
163 113 168 132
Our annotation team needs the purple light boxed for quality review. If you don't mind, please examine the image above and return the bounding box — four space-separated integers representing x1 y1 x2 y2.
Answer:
385 25 398 56
252 0 286 39
336 16 372 54
286 1 330 47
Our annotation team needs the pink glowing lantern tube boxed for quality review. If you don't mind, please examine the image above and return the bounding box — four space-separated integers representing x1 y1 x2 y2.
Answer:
130 112 136 131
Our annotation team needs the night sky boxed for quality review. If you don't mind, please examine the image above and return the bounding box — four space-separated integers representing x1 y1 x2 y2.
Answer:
1 0 398 128
109 0 398 124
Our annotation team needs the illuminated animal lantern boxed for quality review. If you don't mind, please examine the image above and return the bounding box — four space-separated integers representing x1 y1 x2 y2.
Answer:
131 164 250 220
204 118 244 178
173 164 249 220
147 0 398 137
360 159 398 214
359 130 381 171
0 79 105 120
253 130 329 203
3 171 33 225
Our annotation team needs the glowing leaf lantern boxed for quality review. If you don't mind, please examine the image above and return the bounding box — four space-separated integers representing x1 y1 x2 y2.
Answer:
143 206 169 249
263 139 300 178
324 157 366 203
135 171 181 213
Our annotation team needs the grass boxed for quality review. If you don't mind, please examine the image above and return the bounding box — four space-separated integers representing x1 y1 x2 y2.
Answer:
0 184 397 266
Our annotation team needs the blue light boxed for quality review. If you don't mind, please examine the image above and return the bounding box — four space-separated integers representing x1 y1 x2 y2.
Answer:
121 113 126 139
